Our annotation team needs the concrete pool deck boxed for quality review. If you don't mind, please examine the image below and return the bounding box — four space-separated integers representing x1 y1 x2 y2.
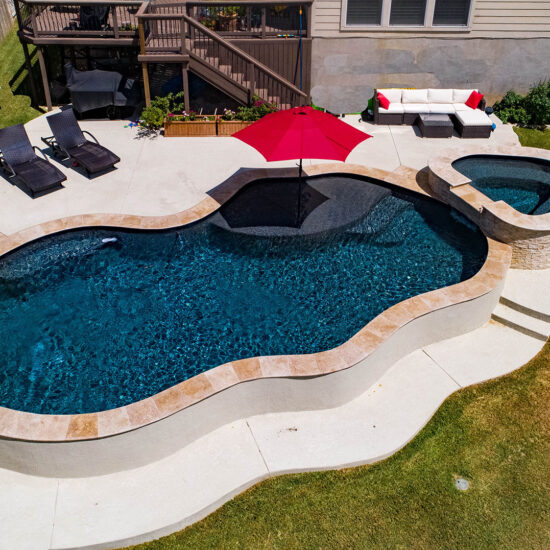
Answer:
0 111 518 237
1 269 548 550
0 112 545 549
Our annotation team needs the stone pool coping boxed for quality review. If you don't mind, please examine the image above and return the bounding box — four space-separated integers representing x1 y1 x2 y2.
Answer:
0 164 512 443
428 144 550 231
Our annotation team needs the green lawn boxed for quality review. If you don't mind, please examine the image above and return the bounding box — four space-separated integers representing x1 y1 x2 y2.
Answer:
514 127 550 150
124 340 550 550
0 25 41 129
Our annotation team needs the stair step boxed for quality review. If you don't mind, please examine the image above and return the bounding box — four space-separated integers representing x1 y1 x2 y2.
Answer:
499 296 550 324
491 303 550 341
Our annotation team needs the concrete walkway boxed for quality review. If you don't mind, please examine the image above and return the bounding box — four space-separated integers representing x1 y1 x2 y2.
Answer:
1 268 548 550
0 112 519 236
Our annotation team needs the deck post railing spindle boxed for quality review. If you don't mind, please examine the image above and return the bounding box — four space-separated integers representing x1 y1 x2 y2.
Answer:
112 5 119 39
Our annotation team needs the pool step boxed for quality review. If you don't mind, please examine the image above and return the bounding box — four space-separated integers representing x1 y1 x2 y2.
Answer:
491 302 550 342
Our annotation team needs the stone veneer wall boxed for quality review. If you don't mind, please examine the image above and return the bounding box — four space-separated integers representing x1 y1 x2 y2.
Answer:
310 37 550 112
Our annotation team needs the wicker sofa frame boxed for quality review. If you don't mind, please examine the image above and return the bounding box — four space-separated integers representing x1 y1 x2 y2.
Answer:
373 89 487 126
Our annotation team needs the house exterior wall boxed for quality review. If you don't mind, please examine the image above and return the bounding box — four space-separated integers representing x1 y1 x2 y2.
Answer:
309 0 550 111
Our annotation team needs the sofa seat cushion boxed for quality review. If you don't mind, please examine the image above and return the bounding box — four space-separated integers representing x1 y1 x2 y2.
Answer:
453 89 477 103
377 88 402 104
402 89 429 104
403 103 431 113
453 103 470 112
379 103 405 114
428 89 454 103
456 110 492 126
428 103 455 114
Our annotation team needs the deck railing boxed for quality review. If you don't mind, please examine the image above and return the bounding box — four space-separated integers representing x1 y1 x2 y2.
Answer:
16 0 311 41
185 1 311 38
16 0 143 40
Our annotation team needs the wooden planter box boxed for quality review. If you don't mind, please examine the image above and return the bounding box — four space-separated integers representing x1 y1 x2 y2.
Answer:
164 118 218 137
217 120 254 136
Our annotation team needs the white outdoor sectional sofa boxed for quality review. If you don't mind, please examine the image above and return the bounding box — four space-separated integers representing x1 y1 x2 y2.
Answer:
373 88 493 138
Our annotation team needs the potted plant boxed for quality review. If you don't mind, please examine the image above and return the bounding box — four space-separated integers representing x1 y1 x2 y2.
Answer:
216 6 239 31
164 112 218 137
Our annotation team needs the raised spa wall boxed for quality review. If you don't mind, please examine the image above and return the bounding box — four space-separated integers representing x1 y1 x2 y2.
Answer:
428 145 550 270
0 164 512 478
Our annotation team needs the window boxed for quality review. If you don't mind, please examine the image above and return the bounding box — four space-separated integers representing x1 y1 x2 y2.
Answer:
346 0 383 26
390 0 426 26
344 0 472 28
433 0 471 26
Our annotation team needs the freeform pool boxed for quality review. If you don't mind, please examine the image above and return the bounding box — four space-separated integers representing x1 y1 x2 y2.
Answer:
0 175 487 415
452 155 550 215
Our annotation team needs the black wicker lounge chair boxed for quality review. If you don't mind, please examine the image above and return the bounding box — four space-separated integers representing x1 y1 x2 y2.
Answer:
0 124 66 198
42 109 120 177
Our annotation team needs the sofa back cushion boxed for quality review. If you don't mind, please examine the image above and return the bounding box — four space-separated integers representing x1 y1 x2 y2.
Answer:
428 89 454 104
402 89 428 104
453 89 478 103
377 89 402 103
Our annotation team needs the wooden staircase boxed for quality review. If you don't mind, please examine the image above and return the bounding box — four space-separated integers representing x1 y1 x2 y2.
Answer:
137 4 308 109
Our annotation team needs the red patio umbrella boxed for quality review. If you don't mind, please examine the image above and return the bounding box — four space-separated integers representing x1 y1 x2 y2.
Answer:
232 106 372 224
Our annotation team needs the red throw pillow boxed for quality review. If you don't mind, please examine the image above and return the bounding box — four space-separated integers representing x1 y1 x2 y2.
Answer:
377 92 390 110
466 90 484 109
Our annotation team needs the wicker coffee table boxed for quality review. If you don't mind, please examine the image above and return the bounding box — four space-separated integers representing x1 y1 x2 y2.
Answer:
418 114 453 138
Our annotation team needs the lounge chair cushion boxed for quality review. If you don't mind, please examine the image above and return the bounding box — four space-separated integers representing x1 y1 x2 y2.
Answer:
455 110 493 126
403 103 431 113
428 89 454 103
402 89 429 104
379 103 405 114
377 89 402 103
68 142 121 174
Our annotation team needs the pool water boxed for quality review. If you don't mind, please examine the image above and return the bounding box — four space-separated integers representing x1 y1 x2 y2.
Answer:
453 155 550 215
0 176 487 415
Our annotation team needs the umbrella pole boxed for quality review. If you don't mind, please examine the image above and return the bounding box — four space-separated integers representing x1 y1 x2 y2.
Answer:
297 158 303 227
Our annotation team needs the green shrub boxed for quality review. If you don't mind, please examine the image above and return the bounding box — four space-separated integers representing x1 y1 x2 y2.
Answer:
139 106 165 129
523 82 550 127
237 95 277 121
493 81 550 128
139 92 186 129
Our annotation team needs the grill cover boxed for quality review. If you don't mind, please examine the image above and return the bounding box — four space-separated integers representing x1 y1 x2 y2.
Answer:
64 62 139 113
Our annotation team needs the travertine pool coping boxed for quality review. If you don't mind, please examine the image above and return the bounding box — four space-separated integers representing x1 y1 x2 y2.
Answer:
0 164 511 443
428 144 550 232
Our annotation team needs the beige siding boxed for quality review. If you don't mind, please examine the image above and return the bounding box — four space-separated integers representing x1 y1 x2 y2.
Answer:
312 0 550 37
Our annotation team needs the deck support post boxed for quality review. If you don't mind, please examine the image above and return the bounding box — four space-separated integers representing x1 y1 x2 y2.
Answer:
142 62 151 107
182 65 190 112
21 42 39 107
36 47 52 111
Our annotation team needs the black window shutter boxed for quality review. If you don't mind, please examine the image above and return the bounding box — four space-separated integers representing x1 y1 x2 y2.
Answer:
433 0 471 26
390 0 427 25
346 0 383 25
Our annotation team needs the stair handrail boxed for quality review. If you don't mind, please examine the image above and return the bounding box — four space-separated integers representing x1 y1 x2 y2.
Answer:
185 14 307 100
137 7 308 101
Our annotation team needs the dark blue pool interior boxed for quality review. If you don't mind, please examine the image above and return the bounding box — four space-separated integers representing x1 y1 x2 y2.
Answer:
452 155 550 215
0 175 488 415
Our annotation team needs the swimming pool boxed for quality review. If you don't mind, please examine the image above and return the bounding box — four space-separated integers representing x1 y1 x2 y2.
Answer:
452 155 550 215
0 175 487 415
